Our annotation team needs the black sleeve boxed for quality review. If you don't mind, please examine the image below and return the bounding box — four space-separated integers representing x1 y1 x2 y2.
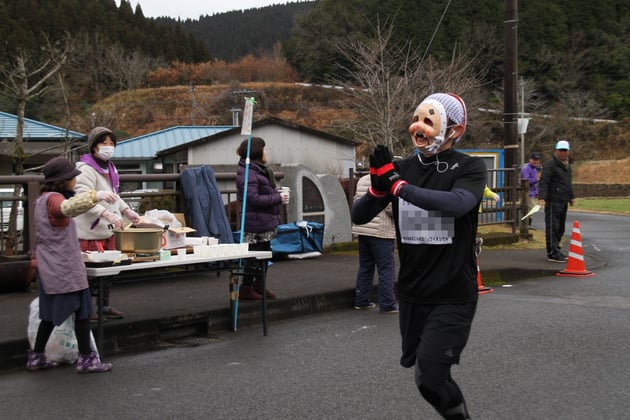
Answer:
351 193 390 225
397 186 478 217
538 161 552 200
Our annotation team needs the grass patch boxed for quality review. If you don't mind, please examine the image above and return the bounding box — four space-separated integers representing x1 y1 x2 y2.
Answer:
572 198 630 214
477 224 546 250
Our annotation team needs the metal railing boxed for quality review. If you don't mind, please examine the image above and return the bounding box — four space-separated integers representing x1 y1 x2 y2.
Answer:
0 173 236 256
1 167 525 256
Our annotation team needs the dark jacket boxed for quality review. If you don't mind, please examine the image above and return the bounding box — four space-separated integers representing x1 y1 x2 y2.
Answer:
180 166 234 244
236 159 282 233
538 155 574 203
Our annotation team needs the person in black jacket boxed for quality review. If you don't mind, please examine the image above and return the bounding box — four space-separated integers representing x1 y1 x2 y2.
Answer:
538 140 575 262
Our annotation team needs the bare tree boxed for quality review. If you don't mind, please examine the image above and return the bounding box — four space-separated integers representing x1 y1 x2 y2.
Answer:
332 19 487 158
0 35 71 175
0 35 71 254
68 32 112 101
331 21 419 155
105 44 164 92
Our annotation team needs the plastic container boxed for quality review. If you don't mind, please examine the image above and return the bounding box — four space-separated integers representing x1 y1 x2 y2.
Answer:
83 250 122 263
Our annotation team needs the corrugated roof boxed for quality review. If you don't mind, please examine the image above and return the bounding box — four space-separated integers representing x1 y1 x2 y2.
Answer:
115 126 234 159
0 111 85 140
156 117 359 157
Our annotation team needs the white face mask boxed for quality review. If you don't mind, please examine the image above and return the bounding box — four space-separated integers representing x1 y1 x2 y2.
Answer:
96 145 115 161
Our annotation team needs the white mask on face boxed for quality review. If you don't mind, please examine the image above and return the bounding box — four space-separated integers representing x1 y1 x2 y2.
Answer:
96 145 115 161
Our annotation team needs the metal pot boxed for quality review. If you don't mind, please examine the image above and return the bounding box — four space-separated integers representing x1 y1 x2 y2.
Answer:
113 228 164 253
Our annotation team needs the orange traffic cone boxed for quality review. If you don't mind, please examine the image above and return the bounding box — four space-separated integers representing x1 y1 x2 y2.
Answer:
557 220 595 277
476 256 493 294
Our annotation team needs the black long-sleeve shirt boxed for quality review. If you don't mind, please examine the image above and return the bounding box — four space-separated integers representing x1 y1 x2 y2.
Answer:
352 149 487 305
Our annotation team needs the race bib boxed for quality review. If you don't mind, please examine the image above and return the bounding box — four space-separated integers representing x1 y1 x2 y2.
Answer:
398 199 454 245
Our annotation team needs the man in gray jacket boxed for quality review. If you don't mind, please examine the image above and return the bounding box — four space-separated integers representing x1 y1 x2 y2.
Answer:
352 174 398 313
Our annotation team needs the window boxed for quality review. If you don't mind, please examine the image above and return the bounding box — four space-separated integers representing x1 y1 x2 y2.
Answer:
301 177 325 224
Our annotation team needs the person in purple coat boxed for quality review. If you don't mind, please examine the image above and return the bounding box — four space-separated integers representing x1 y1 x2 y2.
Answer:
520 152 542 227
235 137 289 300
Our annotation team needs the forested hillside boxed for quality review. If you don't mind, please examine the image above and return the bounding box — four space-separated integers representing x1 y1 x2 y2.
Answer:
0 0 628 164
0 0 209 119
284 0 630 120
2 0 628 119
0 0 208 63
176 2 315 62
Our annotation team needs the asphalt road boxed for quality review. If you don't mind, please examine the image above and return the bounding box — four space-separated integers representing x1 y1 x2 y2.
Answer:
1 212 629 419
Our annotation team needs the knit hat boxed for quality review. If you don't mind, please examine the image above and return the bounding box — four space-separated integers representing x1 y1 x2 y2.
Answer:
42 157 81 183
87 127 117 152
529 152 541 160
422 93 467 142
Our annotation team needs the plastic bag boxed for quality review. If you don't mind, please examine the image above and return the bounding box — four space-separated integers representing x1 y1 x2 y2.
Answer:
27 298 98 363
139 209 182 229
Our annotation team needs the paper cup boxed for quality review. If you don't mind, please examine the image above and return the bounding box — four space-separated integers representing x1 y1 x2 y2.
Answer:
177 248 187 260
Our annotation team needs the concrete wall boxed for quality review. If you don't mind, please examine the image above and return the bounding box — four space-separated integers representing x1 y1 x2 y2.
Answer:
317 173 352 246
280 164 351 246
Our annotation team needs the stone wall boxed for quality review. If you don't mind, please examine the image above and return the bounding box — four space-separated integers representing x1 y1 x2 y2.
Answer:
573 183 630 198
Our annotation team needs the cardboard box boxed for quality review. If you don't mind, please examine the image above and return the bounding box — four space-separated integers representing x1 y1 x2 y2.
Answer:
162 226 196 249
172 213 186 227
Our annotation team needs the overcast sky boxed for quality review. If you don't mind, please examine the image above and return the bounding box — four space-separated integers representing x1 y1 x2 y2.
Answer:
128 1 288 20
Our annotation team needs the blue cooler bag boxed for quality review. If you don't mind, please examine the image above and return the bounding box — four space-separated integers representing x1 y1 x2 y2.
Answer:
271 221 324 257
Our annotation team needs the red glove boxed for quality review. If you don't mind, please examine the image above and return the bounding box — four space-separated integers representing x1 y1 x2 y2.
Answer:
369 145 407 197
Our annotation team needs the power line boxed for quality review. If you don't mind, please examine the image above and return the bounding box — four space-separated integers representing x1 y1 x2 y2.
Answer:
420 0 452 64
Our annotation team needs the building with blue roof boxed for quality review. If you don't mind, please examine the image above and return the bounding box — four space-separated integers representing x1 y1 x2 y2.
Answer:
114 126 234 160
113 118 358 179
0 111 86 174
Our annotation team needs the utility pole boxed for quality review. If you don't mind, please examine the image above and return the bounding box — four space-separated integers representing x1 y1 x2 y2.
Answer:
503 0 518 170
519 76 525 167
190 84 196 125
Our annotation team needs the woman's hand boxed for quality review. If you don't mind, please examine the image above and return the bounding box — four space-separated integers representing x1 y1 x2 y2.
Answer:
101 210 123 230
95 190 118 203
122 208 141 224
